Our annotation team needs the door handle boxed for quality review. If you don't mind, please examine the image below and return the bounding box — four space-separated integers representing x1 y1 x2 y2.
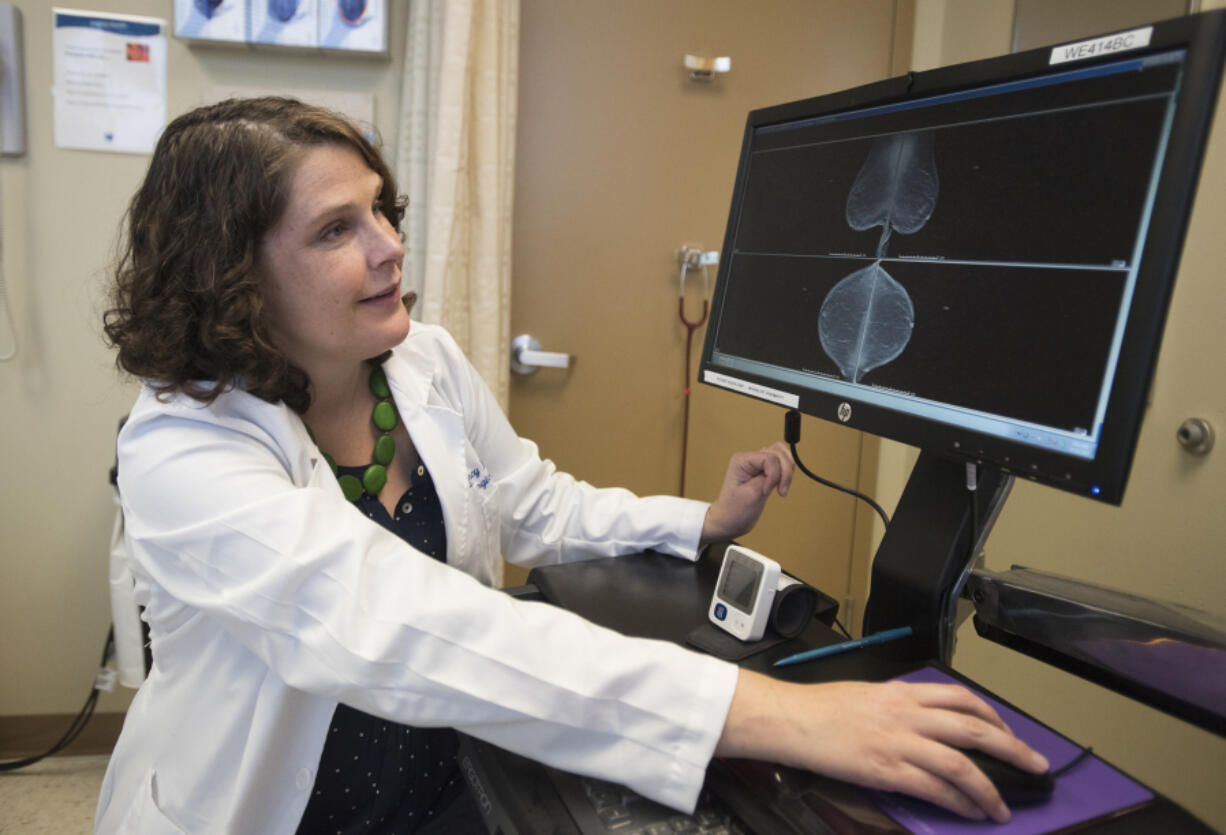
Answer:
511 334 571 375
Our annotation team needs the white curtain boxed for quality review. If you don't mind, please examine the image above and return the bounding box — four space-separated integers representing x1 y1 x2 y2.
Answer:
397 0 519 410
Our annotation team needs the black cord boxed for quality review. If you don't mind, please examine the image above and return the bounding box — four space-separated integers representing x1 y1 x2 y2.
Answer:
0 628 113 772
831 616 853 640
1051 746 1095 778
784 409 891 530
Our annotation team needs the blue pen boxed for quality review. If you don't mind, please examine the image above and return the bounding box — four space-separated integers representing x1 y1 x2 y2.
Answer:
773 626 913 667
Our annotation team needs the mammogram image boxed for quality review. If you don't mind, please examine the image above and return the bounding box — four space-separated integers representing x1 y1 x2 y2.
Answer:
819 131 937 382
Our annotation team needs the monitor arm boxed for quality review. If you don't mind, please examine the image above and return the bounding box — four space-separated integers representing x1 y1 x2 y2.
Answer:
861 450 1226 738
862 451 1013 664
966 565 1226 737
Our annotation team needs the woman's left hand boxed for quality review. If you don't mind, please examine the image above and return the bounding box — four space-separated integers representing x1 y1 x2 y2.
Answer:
700 442 795 545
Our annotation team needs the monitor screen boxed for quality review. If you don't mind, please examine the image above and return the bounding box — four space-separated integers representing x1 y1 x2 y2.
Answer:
701 13 1226 504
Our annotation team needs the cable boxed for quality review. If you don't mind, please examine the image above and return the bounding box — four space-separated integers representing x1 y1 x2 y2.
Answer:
1051 746 1094 777
0 628 113 771
784 409 891 530
0 239 17 362
791 444 892 530
0 163 16 362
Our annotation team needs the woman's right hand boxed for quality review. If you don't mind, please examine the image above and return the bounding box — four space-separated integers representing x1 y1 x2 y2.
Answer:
714 669 1049 823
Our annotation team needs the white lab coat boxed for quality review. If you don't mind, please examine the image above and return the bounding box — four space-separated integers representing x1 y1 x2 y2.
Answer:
95 322 739 834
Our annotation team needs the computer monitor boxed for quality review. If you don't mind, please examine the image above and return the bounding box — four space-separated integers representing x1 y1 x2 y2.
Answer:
699 11 1226 728
700 11 1226 506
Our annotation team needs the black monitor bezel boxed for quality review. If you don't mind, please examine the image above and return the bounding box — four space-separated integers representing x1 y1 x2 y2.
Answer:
699 11 1226 505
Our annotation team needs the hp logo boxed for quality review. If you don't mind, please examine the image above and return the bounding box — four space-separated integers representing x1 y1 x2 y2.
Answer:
837 402 852 423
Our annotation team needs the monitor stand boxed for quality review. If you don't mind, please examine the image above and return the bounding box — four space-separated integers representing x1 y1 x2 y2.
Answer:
862 450 1013 664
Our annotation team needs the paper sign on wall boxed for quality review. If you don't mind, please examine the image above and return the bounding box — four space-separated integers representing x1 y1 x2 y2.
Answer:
52 8 167 154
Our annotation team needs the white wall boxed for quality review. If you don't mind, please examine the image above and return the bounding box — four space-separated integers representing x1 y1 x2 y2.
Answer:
0 0 408 717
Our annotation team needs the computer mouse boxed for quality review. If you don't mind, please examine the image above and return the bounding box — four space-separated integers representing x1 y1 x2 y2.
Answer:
959 748 1054 806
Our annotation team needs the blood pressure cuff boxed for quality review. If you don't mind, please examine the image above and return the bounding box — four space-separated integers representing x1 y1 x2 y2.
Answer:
769 576 823 639
686 575 832 662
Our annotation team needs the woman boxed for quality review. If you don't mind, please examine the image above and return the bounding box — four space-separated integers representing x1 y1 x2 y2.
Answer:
98 97 1045 834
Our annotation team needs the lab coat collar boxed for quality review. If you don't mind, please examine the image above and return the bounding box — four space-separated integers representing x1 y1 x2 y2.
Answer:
380 324 435 411
381 328 471 570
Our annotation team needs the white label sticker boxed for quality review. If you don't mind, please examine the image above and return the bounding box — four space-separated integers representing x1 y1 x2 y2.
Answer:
1050 26 1152 65
704 370 800 408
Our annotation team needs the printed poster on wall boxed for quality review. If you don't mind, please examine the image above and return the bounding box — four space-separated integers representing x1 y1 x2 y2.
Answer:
251 0 319 47
52 9 167 153
174 0 247 43
319 0 386 53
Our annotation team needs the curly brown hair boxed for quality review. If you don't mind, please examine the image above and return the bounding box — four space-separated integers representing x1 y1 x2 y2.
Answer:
103 96 409 413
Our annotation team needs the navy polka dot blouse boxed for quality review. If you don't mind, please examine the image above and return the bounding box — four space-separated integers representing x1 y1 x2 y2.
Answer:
295 462 466 834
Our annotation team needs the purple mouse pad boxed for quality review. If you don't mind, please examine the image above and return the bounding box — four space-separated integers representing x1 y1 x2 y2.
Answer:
873 666 1153 834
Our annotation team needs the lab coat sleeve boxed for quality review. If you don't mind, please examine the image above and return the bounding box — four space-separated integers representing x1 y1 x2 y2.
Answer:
420 327 710 566
117 401 737 813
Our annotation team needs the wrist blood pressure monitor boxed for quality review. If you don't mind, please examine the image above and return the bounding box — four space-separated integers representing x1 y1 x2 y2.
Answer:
708 545 781 641
708 545 823 643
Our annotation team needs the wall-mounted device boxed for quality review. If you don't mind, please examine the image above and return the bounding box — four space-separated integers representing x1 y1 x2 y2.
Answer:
0 2 26 156
684 54 730 82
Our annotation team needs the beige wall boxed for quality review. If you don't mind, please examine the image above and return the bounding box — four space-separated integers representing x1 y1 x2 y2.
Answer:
895 0 1226 828
0 0 409 718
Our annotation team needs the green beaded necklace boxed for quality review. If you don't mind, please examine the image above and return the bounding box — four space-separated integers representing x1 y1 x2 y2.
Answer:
310 365 398 503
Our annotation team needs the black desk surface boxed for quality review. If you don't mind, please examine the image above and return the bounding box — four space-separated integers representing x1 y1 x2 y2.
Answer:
517 547 1213 834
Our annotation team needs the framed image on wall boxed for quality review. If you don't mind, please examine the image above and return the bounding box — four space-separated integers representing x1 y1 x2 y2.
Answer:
251 0 319 47
174 0 247 43
318 0 386 54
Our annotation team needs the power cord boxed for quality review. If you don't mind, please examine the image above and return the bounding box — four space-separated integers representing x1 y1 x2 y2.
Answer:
831 616 853 640
0 628 113 771
784 409 891 530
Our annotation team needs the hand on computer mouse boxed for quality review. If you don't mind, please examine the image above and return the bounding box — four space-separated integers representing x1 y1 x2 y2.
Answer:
957 747 1055 806
715 672 1050 823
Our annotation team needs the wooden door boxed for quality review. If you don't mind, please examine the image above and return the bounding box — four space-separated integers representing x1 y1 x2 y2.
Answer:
507 0 914 618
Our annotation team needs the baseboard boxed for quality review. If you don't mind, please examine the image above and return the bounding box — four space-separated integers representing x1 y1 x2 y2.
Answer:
0 712 125 759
